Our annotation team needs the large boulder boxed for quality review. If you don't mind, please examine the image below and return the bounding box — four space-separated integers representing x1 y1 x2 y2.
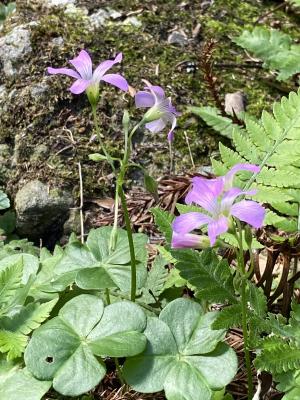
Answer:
15 180 73 246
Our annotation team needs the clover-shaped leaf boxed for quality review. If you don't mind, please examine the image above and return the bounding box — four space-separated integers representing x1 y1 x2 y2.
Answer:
25 294 147 396
123 298 238 400
54 227 148 292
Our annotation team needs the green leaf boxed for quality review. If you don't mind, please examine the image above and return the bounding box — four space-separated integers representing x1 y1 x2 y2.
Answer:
25 295 147 396
0 365 51 400
140 254 169 304
144 173 159 199
0 258 23 311
234 27 300 81
172 248 237 304
151 208 174 243
123 298 237 400
275 370 300 400
188 106 240 139
0 299 57 360
212 304 242 330
255 337 300 374
54 227 148 292
0 191 10 211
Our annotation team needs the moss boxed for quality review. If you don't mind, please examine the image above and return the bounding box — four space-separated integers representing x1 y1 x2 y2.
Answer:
1 0 300 199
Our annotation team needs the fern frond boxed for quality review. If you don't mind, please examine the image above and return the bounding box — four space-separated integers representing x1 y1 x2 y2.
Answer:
172 248 237 304
1 299 57 336
212 304 242 330
214 89 300 232
188 106 241 139
234 27 300 81
0 330 27 360
0 259 23 311
255 338 300 374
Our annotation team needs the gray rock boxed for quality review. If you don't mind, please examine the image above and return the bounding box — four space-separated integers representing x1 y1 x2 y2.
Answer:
0 85 6 103
167 31 188 46
0 26 32 77
123 16 142 28
89 8 122 29
51 36 64 47
30 144 49 162
30 80 49 101
225 91 247 115
45 0 75 7
15 180 73 244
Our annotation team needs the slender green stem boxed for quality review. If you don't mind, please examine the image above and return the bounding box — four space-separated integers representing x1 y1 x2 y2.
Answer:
234 223 253 400
105 288 111 305
119 185 137 302
115 358 125 386
169 140 173 173
91 105 115 173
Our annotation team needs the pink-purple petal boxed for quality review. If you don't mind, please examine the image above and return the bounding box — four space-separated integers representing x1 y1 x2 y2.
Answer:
172 212 212 234
220 187 257 213
101 73 128 91
167 115 177 141
69 50 93 80
93 53 123 82
207 216 229 246
230 200 265 228
135 91 155 108
69 79 91 94
224 163 260 189
145 118 166 133
47 67 80 79
171 232 203 249
185 178 223 214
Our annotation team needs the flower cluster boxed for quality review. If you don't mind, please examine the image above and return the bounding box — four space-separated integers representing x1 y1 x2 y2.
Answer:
48 50 179 140
172 164 265 248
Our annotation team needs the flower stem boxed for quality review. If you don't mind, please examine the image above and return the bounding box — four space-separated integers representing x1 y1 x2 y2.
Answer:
234 223 254 400
118 184 137 302
91 105 115 173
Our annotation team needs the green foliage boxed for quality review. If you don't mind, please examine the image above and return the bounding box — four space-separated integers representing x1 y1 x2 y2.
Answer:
151 207 174 244
172 248 237 304
25 295 147 397
275 370 300 400
234 27 300 81
188 106 241 139
212 89 300 232
123 298 238 400
54 227 148 293
255 303 300 375
140 254 169 305
0 300 57 360
0 3 15 24
0 358 51 400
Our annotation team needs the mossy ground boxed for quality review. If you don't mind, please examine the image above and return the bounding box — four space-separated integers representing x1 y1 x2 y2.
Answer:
1 0 299 201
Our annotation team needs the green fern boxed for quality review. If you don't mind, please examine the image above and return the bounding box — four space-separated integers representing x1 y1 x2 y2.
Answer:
213 89 300 232
0 299 57 360
255 337 300 373
188 106 242 139
171 248 237 304
212 304 242 330
234 27 300 81
0 259 23 312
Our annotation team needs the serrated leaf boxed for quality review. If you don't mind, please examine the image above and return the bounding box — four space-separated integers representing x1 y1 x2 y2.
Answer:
172 248 237 304
0 259 23 311
151 208 174 243
212 304 242 330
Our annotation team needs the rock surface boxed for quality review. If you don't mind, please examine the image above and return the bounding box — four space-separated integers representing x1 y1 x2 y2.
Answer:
225 92 247 115
15 180 73 245
0 25 32 77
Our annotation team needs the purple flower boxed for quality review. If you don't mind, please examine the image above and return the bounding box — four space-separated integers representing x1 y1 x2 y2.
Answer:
47 50 128 104
135 80 180 141
172 163 265 247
